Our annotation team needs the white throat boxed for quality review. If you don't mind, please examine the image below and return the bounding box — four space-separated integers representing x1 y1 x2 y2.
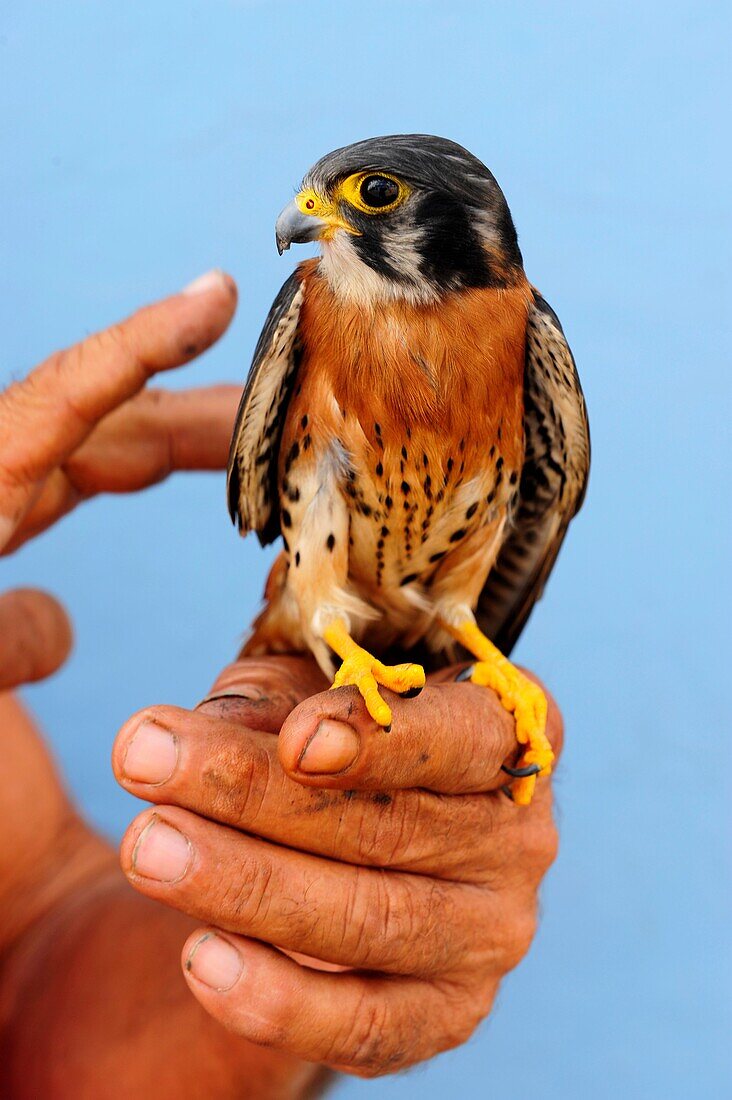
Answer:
318 232 438 308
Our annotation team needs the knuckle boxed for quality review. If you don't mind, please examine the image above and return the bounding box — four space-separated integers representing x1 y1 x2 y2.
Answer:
353 795 421 867
466 690 515 784
357 874 456 974
440 989 485 1049
519 814 560 875
0 377 30 423
449 976 498 1043
374 879 418 959
332 996 403 1075
201 737 272 827
462 801 516 885
450 690 501 784
346 874 409 966
38 347 96 431
220 853 275 926
496 904 538 971
89 322 150 379
97 321 133 358
538 818 560 871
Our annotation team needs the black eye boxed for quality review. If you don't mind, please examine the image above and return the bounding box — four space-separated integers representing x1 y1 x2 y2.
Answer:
359 174 400 209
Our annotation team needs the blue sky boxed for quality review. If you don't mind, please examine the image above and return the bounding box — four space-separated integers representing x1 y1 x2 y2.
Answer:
1 2 730 1096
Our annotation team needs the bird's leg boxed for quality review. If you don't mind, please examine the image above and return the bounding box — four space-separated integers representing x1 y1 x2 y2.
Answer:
323 618 425 730
444 619 553 805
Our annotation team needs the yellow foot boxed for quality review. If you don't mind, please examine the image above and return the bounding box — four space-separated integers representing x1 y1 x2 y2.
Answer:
470 660 553 804
446 621 553 806
323 619 425 728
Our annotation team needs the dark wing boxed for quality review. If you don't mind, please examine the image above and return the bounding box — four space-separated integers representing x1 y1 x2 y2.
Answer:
227 271 304 546
477 291 590 655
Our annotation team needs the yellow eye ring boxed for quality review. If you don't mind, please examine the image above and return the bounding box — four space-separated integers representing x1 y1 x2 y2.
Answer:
338 171 409 215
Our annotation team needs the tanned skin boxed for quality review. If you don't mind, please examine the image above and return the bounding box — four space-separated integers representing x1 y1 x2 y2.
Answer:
0 276 561 1092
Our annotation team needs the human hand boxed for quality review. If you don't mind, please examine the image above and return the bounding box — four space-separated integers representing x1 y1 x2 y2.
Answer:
113 655 562 1078
0 269 239 936
0 268 238 554
0 275 326 1097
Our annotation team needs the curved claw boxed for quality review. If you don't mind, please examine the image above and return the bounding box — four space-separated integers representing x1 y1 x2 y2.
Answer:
453 650 553 805
455 665 475 682
501 761 542 779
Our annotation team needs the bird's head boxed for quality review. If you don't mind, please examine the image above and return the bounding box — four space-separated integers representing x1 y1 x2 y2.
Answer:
275 134 523 306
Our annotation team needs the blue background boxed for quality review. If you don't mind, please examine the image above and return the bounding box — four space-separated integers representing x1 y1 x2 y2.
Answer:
1 2 729 1096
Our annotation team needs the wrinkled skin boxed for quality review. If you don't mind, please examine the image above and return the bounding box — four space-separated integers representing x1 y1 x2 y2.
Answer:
113 654 562 1078
0 273 321 1098
0 271 561 1094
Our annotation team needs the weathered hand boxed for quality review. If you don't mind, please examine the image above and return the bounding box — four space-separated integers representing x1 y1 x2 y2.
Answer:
0 275 328 1098
0 269 239 942
0 268 238 554
113 654 562 1078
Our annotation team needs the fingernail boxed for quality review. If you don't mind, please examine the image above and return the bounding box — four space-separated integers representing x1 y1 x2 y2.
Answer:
182 269 227 295
186 932 243 991
132 818 191 882
299 719 360 774
122 722 178 785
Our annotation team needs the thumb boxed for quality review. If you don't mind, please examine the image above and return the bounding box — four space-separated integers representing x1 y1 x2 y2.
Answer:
0 588 73 691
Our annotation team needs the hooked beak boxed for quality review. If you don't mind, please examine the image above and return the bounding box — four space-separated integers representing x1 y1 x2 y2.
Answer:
275 200 328 255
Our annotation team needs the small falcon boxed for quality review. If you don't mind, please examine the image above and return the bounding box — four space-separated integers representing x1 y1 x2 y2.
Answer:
228 135 590 804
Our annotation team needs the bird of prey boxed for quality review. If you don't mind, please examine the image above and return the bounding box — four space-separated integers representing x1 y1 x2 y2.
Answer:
227 135 589 804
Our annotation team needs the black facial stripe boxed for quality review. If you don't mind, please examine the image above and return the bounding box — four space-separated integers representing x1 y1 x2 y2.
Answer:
351 235 405 282
346 208 410 282
416 191 495 289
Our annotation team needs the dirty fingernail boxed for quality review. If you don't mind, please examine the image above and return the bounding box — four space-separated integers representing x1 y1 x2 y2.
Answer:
132 818 191 882
186 932 243 991
122 722 178 785
299 719 360 774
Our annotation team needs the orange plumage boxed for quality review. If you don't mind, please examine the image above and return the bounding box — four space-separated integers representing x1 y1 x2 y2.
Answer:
246 258 532 661
228 135 590 802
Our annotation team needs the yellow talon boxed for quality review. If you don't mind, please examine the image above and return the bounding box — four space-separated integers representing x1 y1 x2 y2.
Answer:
447 620 554 805
324 619 425 728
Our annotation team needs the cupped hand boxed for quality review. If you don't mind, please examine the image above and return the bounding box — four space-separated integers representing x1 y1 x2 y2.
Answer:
113 655 562 1078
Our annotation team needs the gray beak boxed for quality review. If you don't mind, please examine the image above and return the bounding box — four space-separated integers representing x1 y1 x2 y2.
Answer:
275 200 328 255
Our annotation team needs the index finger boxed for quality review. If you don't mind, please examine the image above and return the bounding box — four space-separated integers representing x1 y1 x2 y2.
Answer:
0 270 236 539
278 675 563 794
